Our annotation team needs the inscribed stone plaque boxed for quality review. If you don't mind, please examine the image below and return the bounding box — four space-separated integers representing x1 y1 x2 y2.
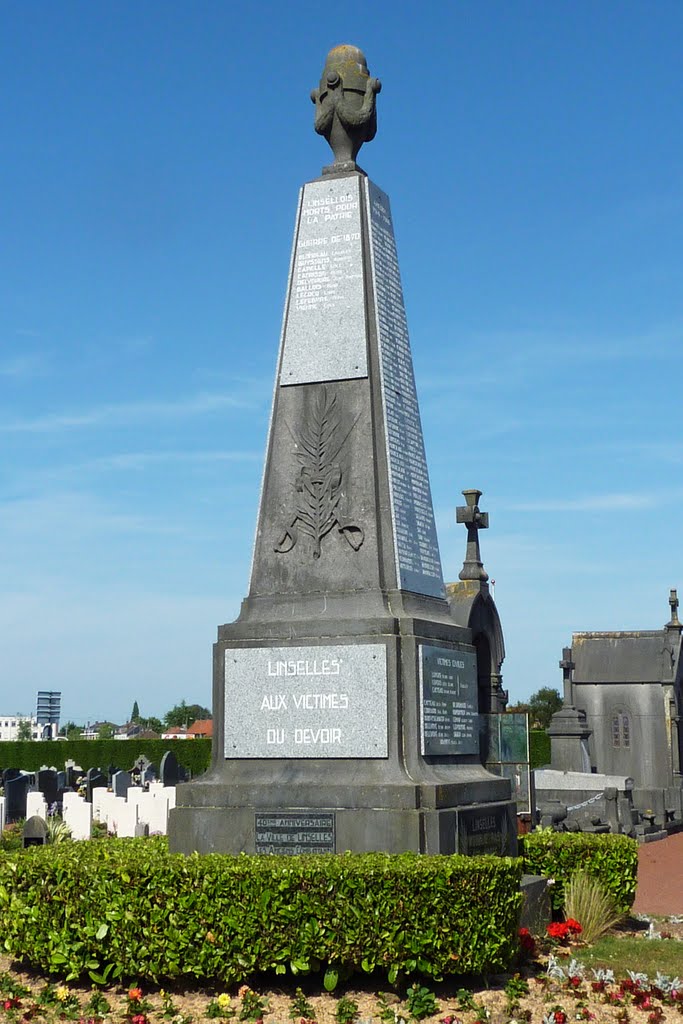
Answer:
224 644 388 758
456 804 514 856
366 180 445 598
255 812 335 855
419 645 479 755
279 176 366 385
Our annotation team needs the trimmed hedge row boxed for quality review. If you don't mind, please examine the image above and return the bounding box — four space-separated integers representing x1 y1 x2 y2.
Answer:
0 739 211 777
529 730 550 769
0 839 523 985
521 831 638 913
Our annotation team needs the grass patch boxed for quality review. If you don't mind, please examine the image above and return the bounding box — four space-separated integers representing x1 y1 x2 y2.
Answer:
564 870 626 944
578 935 683 977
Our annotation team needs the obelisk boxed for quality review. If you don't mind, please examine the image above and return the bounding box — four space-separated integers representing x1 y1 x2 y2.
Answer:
169 46 516 856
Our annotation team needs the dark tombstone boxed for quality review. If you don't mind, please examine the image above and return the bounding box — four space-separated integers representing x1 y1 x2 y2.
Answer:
141 763 157 787
3 768 21 783
23 815 48 847
107 764 120 786
37 769 59 807
5 773 30 823
159 750 179 787
85 768 108 803
112 770 131 799
56 771 66 792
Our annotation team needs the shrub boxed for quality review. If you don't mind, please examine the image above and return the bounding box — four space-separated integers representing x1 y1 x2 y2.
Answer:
563 870 626 944
0 839 523 985
0 738 211 777
521 832 637 913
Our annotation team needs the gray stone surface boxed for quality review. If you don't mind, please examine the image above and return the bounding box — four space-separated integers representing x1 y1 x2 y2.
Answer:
279 177 366 386
255 812 335 854
224 644 388 758
23 815 48 847
112 770 131 799
367 180 444 599
311 45 380 173
419 645 478 756
168 49 516 857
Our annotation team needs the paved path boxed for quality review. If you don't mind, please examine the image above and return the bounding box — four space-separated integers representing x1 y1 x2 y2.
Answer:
632 830 683 915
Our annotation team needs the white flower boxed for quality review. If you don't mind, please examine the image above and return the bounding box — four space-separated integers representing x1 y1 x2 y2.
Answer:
592 968 615 984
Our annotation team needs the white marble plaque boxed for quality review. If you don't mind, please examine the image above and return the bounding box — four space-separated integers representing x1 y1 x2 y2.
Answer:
224 644 388 758
366 180 445 598
279 176 367 385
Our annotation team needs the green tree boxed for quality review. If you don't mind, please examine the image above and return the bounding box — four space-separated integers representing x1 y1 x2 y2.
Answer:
164 701 212 729
16 719 32 741
528 687 563 729
59 721 83 740
137 715 163 733
131 700 140 723
97 722 115 740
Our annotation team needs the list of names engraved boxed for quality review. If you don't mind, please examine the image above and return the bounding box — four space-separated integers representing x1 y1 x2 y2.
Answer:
280 176 367 386
419 645 479 756
366 180 445 598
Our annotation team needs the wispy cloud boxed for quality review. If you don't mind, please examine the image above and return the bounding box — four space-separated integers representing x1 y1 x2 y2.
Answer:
0 391 259 434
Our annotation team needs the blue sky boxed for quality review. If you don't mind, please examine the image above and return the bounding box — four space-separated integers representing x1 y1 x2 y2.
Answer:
2 2 682 726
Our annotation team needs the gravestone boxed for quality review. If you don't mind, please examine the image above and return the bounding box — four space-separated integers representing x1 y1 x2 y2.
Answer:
5 773 30 823
37 769 59 807
23 815 48 847
141 763 157 787
160 750 179 787
85 768 108 803
112 770 131 799
169 45 515 857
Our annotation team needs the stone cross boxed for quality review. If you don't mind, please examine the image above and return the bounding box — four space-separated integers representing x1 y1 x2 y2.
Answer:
456 489 489 582
559 646 575 707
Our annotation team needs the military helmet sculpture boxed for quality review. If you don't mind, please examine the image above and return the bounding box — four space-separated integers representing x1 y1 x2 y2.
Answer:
311 45 381 170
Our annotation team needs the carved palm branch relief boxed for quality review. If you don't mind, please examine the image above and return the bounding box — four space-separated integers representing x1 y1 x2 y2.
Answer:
274 386 364 559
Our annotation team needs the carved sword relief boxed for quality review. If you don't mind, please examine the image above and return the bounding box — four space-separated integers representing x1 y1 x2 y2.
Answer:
274 386 364 559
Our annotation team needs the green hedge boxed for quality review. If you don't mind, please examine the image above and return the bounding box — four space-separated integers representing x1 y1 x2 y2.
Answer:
520 831 638 913
0 739 211 777
0 839 523 985
529 730 550 769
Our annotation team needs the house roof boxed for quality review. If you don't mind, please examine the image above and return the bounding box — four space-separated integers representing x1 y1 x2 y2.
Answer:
187 719 213 737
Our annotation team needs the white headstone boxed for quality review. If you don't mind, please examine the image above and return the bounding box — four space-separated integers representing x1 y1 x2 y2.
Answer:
26 792 47 820
63 795 92 841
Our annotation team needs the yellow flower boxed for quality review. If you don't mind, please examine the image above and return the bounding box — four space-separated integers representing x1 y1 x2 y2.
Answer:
217 994 231 1009
55 986 69 1003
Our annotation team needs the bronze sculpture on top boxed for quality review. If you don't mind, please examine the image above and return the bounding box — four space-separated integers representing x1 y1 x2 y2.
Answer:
311 45 381 173
169 47 515 858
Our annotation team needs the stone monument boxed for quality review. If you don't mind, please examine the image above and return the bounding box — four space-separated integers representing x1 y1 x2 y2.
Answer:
168 45 517 857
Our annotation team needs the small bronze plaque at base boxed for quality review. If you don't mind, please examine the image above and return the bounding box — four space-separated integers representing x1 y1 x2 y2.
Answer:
255 812 336 855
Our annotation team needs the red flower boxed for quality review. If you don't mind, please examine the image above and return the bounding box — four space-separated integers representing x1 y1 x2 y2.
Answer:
554 1012 567 1024
519 927 536 954
128 990 143 1003
131 1015 147 1024
565 918 583 935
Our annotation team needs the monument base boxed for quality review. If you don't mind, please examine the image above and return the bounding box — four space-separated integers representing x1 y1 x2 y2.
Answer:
169 799 517 856
168 607 518 857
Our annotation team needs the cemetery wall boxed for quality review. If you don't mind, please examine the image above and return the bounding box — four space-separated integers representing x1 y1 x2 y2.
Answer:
0 739 211 776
